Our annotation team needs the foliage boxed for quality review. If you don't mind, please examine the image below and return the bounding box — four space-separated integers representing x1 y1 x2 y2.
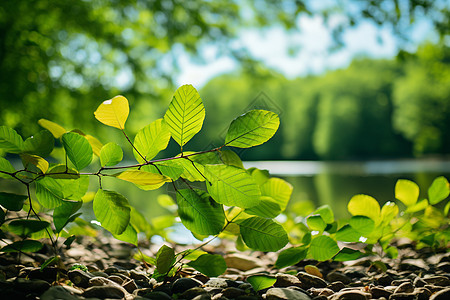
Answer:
1 0 448 140
276 176 449 267
0 84 292 278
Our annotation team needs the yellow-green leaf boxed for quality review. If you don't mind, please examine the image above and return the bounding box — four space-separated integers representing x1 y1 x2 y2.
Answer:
163 85 205 148
20 154 49 173
133 118 171 163
38 119 66 138
94 95 129 129
116 170 171 186
395 179 419 207
347 194 381 223
85 135 103 157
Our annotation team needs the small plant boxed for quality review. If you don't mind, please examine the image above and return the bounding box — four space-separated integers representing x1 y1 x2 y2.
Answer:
276 176 450 269
0 84 293 277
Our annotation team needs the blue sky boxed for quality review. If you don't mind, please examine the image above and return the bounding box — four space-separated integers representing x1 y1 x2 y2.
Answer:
175 14 436 88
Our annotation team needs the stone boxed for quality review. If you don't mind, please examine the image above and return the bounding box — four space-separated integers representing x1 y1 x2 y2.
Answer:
326 271 352 285
430 288 450 300
388 292 418 300
82 285 126 299
327 281 346 292
68 269 94 288
221 287 247 298
422 276 450 287
297 272 328 289
130 269 149 281
308 287 334 297
205 278 231 289
108 274 125 284
436 262 450 273
275 273 302 287
266 287 313 300
376 274 394 286
329 290 371 300
13 278 51 294
123 278 139 293
192 294 213 300
172 277 203 294
371 286 392 299
413 277 427 287
40 286 81 300
394 282 415 294
399 259 429 272
180 287 209 299
414 287 431 300
224 254 262 271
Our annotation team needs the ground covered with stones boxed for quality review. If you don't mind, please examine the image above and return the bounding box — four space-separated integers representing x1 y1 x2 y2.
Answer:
0 236 449 300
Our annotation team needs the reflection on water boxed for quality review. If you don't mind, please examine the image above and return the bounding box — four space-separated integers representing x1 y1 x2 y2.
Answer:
245 159 450 218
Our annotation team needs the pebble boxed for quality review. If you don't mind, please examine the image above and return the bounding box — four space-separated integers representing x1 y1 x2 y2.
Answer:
83 285 126 299
275 273 302 287
297 271 328 289
430 288 450 300
266 287 312 300
68 269 94 288
172 277 203 294
394 282 414 294
422 276 450 286
40 286 82 300
329 290 371 300
326 271 352 284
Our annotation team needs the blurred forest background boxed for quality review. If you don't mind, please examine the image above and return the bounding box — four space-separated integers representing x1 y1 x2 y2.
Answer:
1 0 449 161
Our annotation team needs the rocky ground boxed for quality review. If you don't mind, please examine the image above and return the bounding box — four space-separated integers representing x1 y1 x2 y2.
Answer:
0 235 449 300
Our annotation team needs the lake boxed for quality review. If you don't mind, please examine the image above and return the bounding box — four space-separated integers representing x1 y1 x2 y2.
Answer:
245 158 450 218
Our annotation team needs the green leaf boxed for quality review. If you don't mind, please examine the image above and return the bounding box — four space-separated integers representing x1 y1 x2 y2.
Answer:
93 189 131 235
35 174 89 208
275 247 308 268
260 178 293 211
177 189 225 235
156 245 175 274
0 126 24 153
94 95 129 129
314 205 334 224
133 118 171 163
0 157 15 178
0 240 43 253
41 256 61 271
395 179 419 207
245 196 282 218
8 219 50 236
23 130 54 157
46 164 80 179
0 192 27 211
113 223 138 245
38 119 66 138
225 110 279 148
141 161 184 180
247 275 277 291
219 150 244 168
61 132 93 170
53 201 82 233
238 217 288 252
309 235 340 261
205 164 261 208
347 194 381 223
335 224 361 242
100 142 123 167
187 254 227 277
164 84 205 148
333 248 364 261
385 246 398 259
130 207 151 235
348 216 375 236
307 215 327 231
116 170 171 187
428 176 450 205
